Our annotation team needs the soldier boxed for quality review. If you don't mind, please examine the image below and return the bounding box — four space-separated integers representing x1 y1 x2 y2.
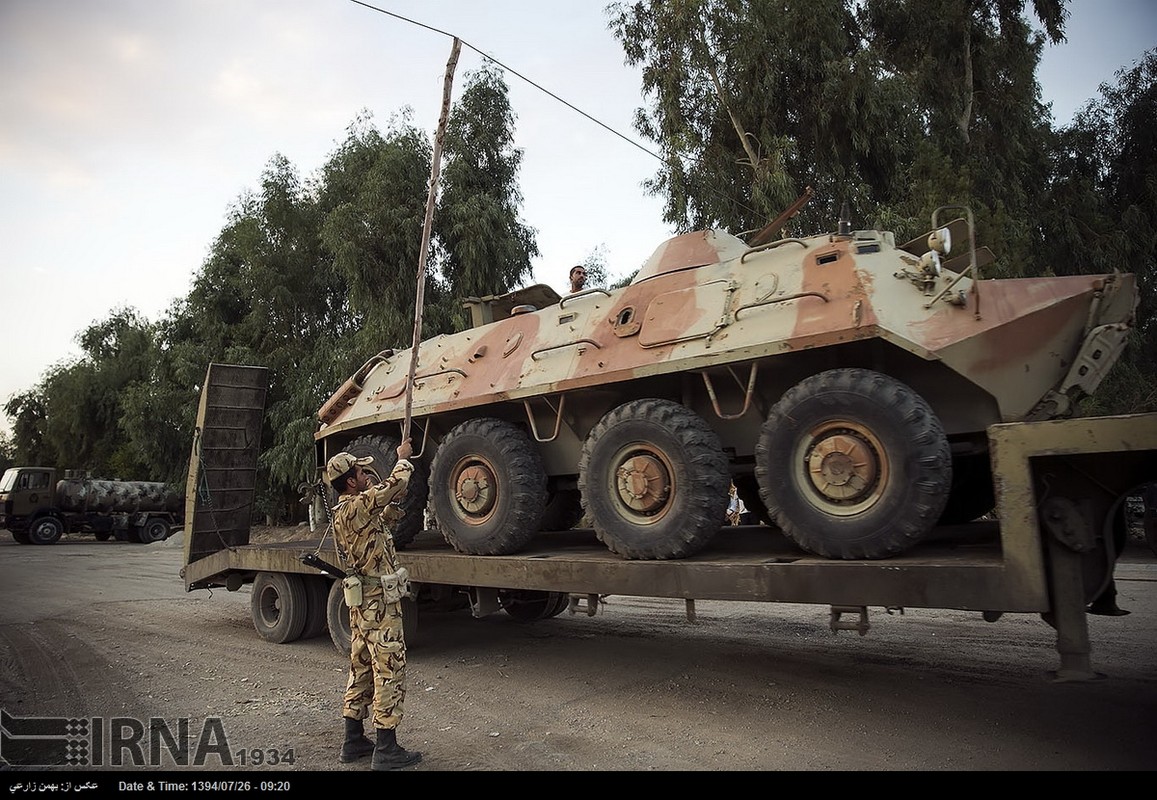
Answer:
569 265 587 294
327 440 422 771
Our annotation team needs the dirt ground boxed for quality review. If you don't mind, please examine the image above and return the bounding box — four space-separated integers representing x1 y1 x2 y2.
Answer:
0 527 1155 777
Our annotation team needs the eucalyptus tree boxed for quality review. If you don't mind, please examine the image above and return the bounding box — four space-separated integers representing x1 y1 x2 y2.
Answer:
319 111 435 360
860 0 1069 270
1039 50 1157 414
3 388 49 466
436 64 539 326
0 432 14 474
6 308 158 478
170 153 339 519
607 0 908 234
606 0 1068 270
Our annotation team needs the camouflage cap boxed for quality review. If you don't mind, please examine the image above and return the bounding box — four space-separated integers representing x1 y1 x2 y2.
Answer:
325 452 373 485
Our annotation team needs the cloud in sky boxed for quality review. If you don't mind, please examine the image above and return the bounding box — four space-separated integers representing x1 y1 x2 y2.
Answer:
1 0 1154 438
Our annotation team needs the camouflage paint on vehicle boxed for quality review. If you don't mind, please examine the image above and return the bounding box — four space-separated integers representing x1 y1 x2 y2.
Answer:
314 209 1137 561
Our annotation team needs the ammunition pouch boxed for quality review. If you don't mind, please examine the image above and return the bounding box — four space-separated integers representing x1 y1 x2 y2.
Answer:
380 567 411 604
342 575 364 609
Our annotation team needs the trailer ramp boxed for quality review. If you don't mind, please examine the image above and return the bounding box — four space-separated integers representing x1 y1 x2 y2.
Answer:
182 364 269 574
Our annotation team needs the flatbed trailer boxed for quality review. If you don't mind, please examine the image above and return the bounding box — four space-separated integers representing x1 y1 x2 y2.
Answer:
181 364 1156 680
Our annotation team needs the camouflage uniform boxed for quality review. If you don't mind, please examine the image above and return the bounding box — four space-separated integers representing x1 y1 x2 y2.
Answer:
332 459 414 730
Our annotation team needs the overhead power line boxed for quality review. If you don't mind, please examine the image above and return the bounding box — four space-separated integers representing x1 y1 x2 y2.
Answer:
348 1 762 225
349 0 665 165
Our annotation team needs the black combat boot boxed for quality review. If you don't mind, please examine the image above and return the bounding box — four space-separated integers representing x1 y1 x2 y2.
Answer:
370 727 422 770
339 717 375 763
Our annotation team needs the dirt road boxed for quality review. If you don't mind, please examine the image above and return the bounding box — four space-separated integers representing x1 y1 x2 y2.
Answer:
1 531 1155 774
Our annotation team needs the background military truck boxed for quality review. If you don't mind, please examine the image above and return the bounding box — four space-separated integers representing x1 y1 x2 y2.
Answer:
0 466 182 545
312 205 1138 562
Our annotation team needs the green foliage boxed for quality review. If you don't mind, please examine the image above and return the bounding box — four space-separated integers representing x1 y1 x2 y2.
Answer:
4 23 1153 520
608 0 1151 412
0 69 540 523
320 112 435 353
0 432 13 475
578 245 610 289
1057 50 1157 414
608 0 1068 269
437 65 540 328
8 309 159 478
4 388 48 466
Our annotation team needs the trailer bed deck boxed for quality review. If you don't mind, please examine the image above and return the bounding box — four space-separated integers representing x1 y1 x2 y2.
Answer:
184 522 1020 611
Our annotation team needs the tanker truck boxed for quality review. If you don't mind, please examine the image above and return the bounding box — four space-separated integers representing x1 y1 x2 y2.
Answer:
0 466 182 545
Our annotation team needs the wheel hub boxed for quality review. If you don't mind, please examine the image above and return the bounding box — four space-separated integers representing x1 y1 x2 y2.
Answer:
455 464 496 515
806 431 879 502
615 454 670 512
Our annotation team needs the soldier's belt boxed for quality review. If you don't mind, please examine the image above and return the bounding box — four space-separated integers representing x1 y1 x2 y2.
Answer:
352 568 410 603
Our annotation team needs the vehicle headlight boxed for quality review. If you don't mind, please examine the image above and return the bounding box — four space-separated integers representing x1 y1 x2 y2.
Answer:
928 227 951 255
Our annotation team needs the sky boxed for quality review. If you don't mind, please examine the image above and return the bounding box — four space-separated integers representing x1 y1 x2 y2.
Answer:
1 0 1155 438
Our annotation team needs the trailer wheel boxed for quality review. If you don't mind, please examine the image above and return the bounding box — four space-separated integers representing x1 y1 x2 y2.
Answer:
11 530 31 545
345 434 429 548
545 592 570 618
326 579 352 654
94 530 112 541
300 575 329 640
580 399 729 559
251 572 308 644
429 418 547 555
28 516 64 545
137 518 171 544
499 590 569 622
756 368 951 559
539 487 584 531
326 580 420 653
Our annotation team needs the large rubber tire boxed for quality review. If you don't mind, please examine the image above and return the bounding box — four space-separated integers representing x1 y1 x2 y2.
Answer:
300 575 330 640
579 399 730 559
938 452 996 524
345 434 429 549
733 474 772 526
755 368 951 559
136 517 171 544
429 418 547 555
28 516 64 545
326 580 419 653
251 572 308 644
539 487 584 531
11 530 31 544
94 530 112 541
326 579 352 654
499 590 569 622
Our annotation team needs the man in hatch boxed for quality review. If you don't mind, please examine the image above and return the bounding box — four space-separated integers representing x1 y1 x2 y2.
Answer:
568 265 587 293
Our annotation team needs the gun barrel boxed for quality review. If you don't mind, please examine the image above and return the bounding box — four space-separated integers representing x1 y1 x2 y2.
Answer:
300 552 346 579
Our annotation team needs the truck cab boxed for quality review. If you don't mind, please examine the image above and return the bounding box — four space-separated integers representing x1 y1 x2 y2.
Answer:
1 466 181 546
0 467 58 543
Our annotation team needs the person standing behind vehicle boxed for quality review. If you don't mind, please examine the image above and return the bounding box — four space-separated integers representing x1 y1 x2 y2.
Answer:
326 439 422 771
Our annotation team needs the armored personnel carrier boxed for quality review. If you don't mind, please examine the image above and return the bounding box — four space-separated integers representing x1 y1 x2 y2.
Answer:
314 206 1137 560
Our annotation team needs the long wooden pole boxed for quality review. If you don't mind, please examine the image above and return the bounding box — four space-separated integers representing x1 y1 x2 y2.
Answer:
403 37 462 446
